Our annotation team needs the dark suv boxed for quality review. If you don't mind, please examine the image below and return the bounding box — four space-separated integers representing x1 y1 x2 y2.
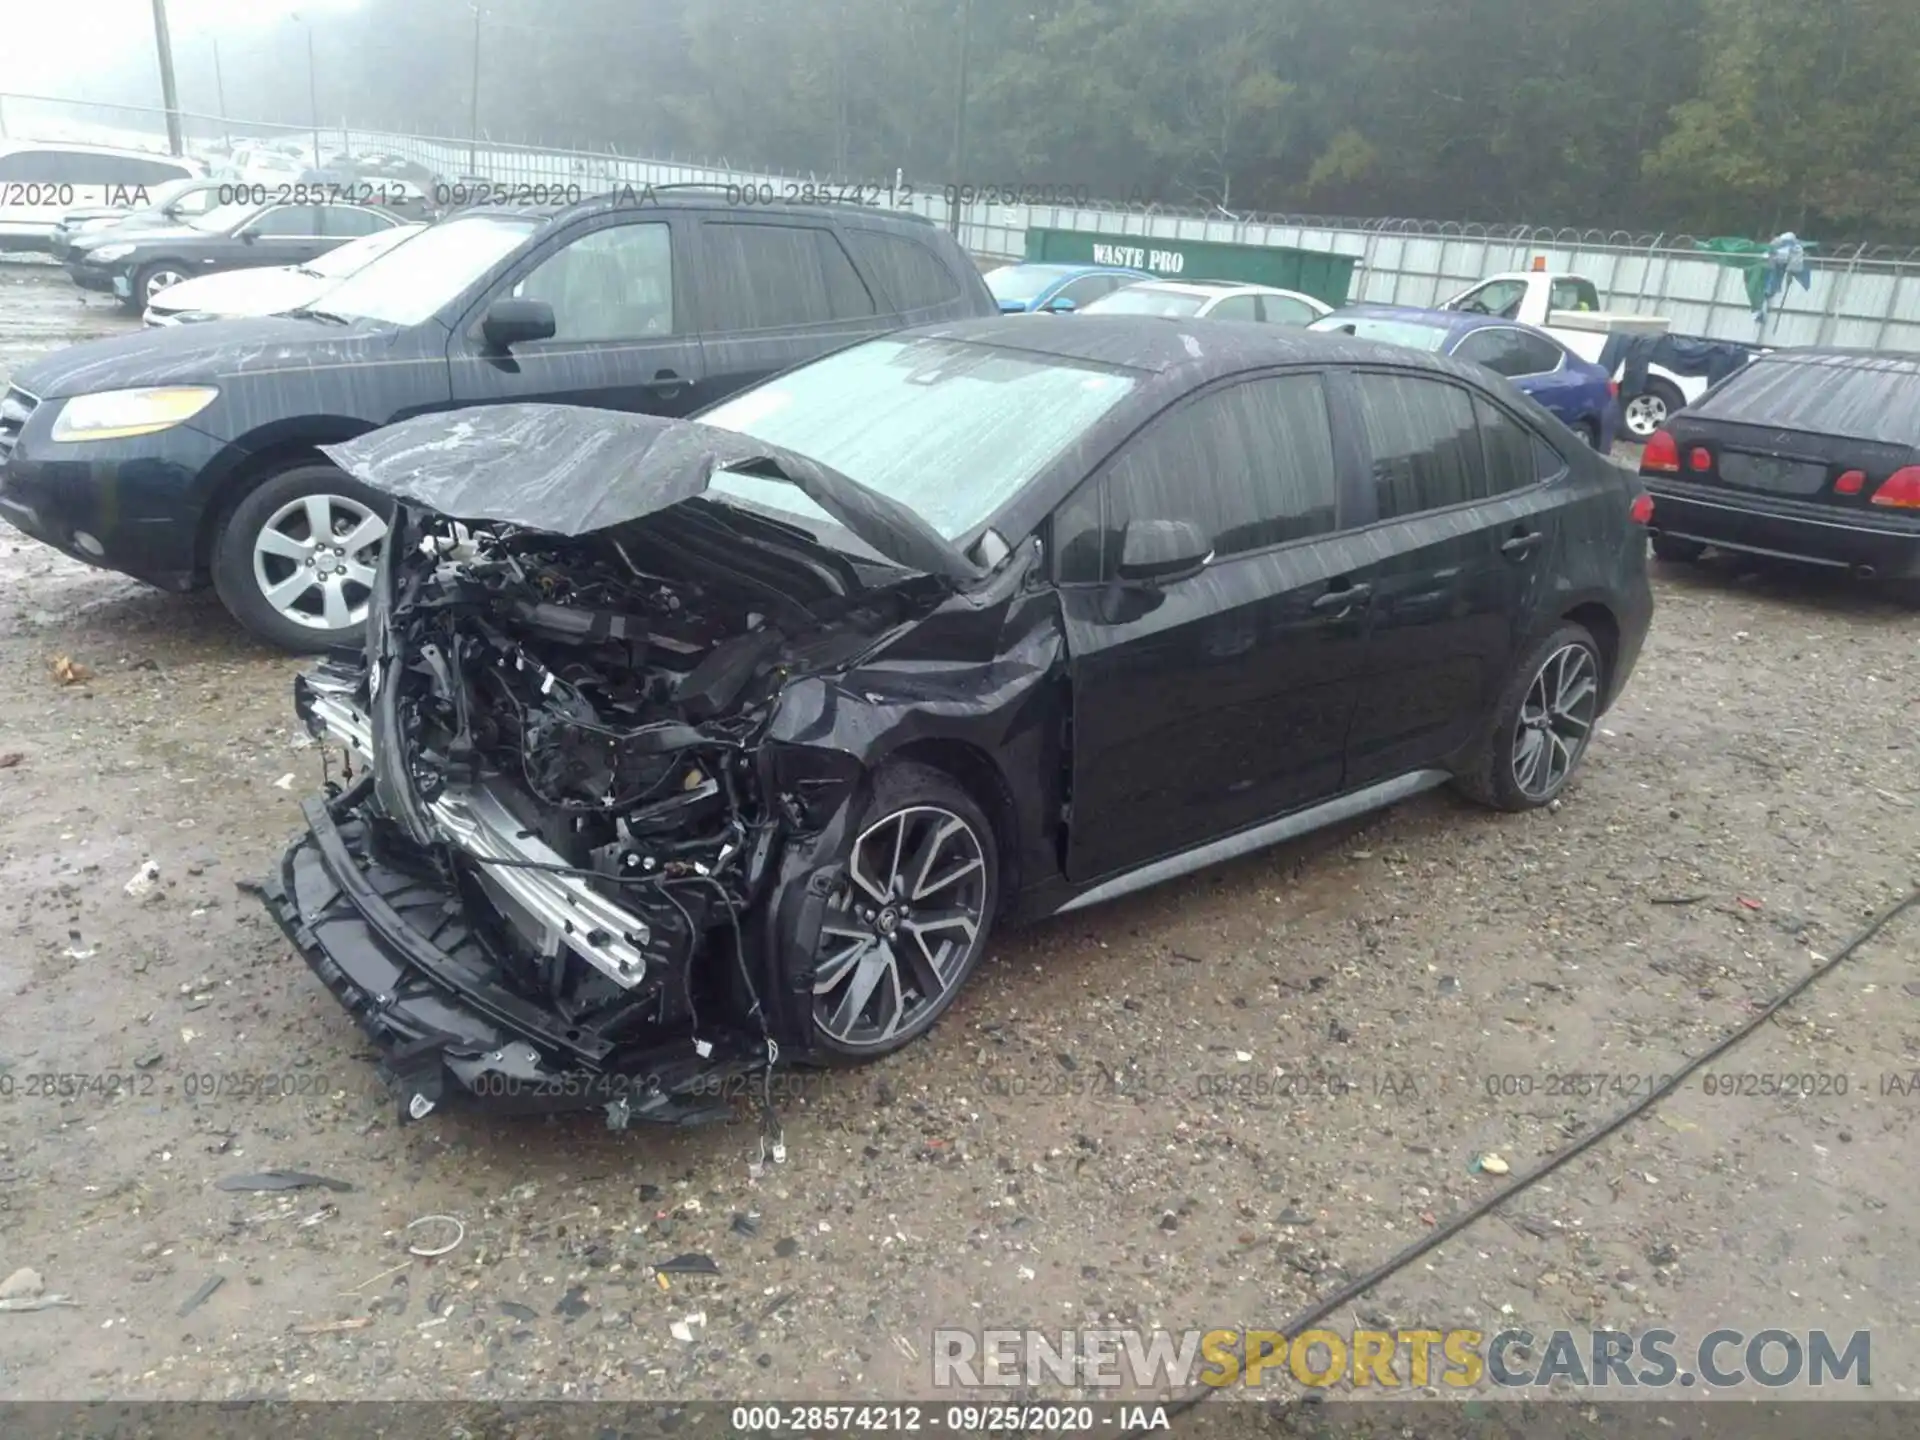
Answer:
0 188 995 649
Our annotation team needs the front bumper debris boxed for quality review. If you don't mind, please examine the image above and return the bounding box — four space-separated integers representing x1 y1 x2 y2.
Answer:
262 785 758 1127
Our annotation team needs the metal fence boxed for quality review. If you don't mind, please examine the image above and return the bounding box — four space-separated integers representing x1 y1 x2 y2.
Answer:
7 91 1920 350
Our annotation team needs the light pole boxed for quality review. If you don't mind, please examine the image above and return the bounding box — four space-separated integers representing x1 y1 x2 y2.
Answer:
468 5 482 177
150 0 185 156
290 12 322 169
211 38 230 148
947 0 972 237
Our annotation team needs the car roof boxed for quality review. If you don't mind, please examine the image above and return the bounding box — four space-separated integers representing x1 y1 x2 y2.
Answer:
453 185 949 234
905 313 1462 381
1324 303 1564 342
0 138 202 166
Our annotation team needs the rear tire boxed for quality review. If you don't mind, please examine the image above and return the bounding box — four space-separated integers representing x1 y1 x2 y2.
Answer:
1454 622 1604 813
1576 418 1601 450
807 762 999 1062
211 460 392 653
1621 378 1683 441
1650 534 1706 563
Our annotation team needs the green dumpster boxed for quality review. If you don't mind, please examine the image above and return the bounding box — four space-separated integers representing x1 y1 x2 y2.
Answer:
1024 227 1357 308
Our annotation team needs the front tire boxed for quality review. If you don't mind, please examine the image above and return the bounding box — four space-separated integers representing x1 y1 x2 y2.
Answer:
127 260 189 314
1455 623 1604 812
808 762 999 1061
211 460 392 652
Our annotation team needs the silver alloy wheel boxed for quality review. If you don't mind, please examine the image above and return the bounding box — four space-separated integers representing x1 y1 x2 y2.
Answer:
250 492 388 632
1512 642 1598 800
143 267 187 303
1623 391 1668 439
812 804 988 1050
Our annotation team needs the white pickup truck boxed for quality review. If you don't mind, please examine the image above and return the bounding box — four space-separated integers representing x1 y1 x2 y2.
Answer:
1441 271 1717 441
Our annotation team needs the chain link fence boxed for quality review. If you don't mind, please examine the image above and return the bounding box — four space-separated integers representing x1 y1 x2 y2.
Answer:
6 92 1920 349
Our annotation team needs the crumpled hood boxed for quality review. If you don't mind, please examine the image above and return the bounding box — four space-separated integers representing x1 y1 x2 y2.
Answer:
322 403 983 584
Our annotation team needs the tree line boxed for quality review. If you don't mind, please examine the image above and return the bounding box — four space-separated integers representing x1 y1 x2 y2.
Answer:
135 0 1920 242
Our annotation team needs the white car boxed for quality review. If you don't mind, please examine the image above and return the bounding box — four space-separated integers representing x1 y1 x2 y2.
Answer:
0 141 204 253
143 222 426 326
1079 280 1334 326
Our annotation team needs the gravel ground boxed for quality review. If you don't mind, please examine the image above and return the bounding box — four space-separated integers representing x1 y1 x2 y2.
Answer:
1 260 1917 1406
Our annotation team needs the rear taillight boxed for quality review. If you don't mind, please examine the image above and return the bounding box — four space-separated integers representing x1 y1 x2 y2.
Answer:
1641 429 1679 473
1834 470 1866 496
1608 380 1620 398
1688 446 1712 472
1629 493 1654 526
1870 466 1920 509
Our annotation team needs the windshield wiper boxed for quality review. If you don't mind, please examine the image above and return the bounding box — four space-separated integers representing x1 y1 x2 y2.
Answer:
293 265 325 279
289 306 353 325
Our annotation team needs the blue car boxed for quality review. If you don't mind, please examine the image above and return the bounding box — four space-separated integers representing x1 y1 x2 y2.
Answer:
984 262 1154 314
1311 305 1619 450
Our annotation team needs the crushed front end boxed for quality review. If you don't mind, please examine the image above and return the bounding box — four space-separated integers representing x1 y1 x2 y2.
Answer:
263 500 922 1127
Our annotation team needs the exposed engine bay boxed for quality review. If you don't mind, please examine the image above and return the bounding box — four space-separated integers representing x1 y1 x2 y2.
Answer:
302 501 938 1067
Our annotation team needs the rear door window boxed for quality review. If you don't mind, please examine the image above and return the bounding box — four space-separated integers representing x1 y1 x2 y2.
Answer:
1208 294 1260 322
1350 373 1483 518
1452 327 1531 377
1475 396 1564 495
842 229 964 312
700 222 876 331
1259 295 1319 326
246 205 324 237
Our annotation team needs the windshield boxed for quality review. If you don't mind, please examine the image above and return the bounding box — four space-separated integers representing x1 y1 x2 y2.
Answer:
304 224 422 279
1308 314 1451 351
984 265 1069 304
316 215 538 326
189 201 261 233
698 337 1139 542
1081 286 1205 317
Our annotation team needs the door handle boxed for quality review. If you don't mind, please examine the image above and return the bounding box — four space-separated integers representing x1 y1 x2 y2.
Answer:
1501 530 1543 559
1311 581 1372 614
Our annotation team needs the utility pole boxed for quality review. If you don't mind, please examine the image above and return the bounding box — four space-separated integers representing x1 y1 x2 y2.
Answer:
212 39 229 147
289 13 321 168
468 5 482 177
307 28 322 168
150 0 185 156
947 0 972 237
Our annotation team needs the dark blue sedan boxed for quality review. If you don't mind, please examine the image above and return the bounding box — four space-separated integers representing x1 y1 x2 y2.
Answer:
984 262 1154 314
1311 305 1619 450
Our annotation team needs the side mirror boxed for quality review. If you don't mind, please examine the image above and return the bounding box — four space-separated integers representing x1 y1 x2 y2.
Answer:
1117 517 1212 586
481 297 556 350
239 228 257 244
1045 296 1077 313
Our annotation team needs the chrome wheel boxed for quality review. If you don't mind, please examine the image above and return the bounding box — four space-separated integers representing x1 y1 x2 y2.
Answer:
1512 642 1598 800
812 805 988 1051
250 492 388 632
143 267 187 303
1623 391 1668 439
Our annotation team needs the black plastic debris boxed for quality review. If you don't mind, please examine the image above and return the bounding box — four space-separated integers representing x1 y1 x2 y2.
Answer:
730 1212 760 1238
554 1286 591 1319
499 1301 537 1322
655 1253 720 1276
177 1275 224 1317
215 1171 354 1193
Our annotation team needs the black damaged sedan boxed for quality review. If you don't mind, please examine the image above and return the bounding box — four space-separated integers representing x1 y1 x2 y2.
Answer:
266 316 1654 1125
